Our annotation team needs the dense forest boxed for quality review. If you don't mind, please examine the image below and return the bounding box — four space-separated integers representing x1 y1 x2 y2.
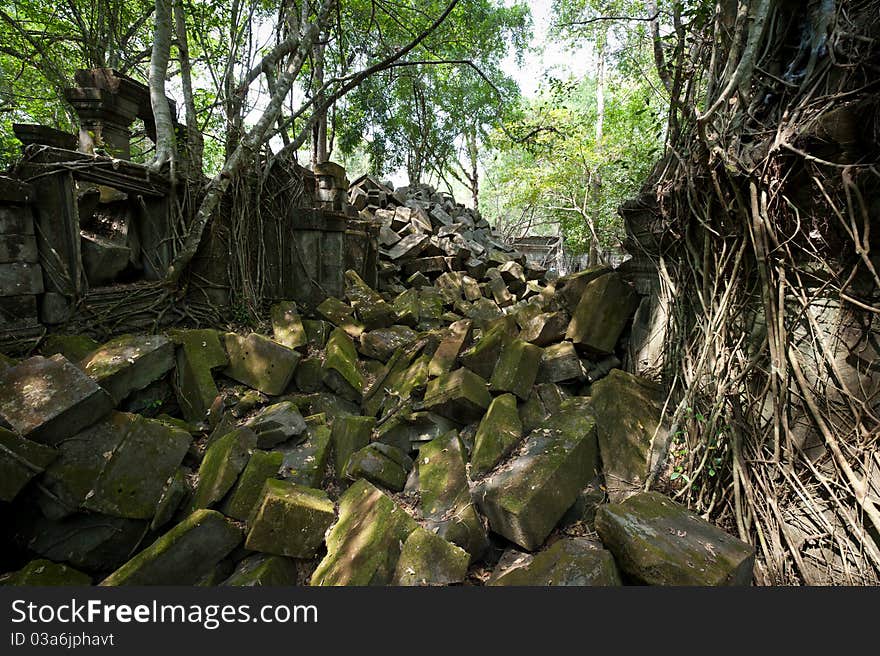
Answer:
1 0 879 586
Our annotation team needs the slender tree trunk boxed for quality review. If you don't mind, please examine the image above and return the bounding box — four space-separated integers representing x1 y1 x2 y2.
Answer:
149 0 176 175
465 128 479 212
312 40 328 167
173 0 203 176
589 40 606 266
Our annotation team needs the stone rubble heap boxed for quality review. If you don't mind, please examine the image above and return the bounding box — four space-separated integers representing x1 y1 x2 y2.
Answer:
0 182 755 587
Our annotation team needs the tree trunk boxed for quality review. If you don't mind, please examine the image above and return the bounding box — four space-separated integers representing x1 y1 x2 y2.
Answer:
589 40 605 266
465 128 479 212
173 0 203 176
148 0 176 175
312 40 328 167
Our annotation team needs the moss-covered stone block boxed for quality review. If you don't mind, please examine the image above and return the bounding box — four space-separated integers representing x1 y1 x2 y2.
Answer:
565 272 638 354
40 333 100 364
345 269 396 329
488 538 621 586
223 333 300 396
151 466 189 531
303 319 331 347
279 417 332 488
392 288 420 326
391 527 470 586
245 480 335 558
222 450 283 521
317 297 364 338
344 442 412 491
428 319 472 377
537 342 587 383
293 355 326 393
221 553 298 586
311 479 418 586
422 367 491 423
271 301 307 350
458 318 515 379
331 414 375 473
595 491 755 585
418 431 488 560
191 428 256 511
470 393 522 476
590 369 669 502
554 266 612 313
0 427 58 502
359 325 419 362
0 559 92 586
490 338 542 400
100 509 242 586
322 328 366 402
244 401 307 448
475 415 598 551
81 334 174 403
169 329 227 424
0 354 113 446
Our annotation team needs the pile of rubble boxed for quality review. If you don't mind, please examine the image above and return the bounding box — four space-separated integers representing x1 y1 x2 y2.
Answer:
0 182 755 586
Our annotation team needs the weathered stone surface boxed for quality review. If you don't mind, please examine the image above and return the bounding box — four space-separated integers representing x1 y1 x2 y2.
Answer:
169 329 228 424
595 492 755 586
40 333 100 363
151 466 189 531
311 479 417 586
555 266 612 312
244 401 307 448
80 334 174 403
487 274 515 307
100 510 242 586
590 369 669 502
520 311 569 346
461 275 482 301
344 442 412 492
375 411 457 452
223 332 300 395
537 342 587 383
391 527 470 586
292 356 325 393
245 480 335 558
386 233 430 260
322 328 366 401
279 415 331 488
392 288 420 326
403 256 447 279
428 319 472 377
490 338 542 400
0 427 58 502
418 287 446 322
331 414 376 473
359 325 418 362
0 559 92 586
418 431 489 560
271 301 307 350
191 428 256 511
317 297 364 338
0 354 113 445
80 233 129 286
458 319 515 379
488 538 621 586
475 412 598 551
565 272 639 354
345 269 396 329
303 319 331 347
422 367 491 423
222 449 283 521
221 554 298 586
470 393 522 477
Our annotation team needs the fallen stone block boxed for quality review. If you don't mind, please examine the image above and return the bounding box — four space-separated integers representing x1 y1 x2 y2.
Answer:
221 554 298 586
81 334 174 404
322 328 365 402
293 356 325 393
303 319 332 347
391 527 470 586
221 449 283 521
487 275 515 308
40 333 100 363
595 491 755 585
537 342 588 383
0 354 113 445
404 271 431 290
565 272 639 354
0 427 58 502
279 416 332 488
100 509 242 586
151 467 189 531
80 233 130 286
375 411 457 452
458 318 516 379
559 478 606 531
311 479 417 586
461 275 482 301
344 442 412 492
392 288 421 326
223 332 300 395
464 297 503 325
170 328 228 424
0 559 92 586
427 319 472 377
422 367 491 423
488 538 621 586
331 414 376 473
345 269 396 329
475 413 598 551
418 431 489 560
191 427 257 511
271 301 307 350
359 325 418 362
590 369 669 502
418 287 446 322
245 480 335 558
490 338 542 400
520 311 569 346
554 266 612 312
403 256 447 279
317 297 365 338
386 233 430 260
244 401 307 448
470 393 522 477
